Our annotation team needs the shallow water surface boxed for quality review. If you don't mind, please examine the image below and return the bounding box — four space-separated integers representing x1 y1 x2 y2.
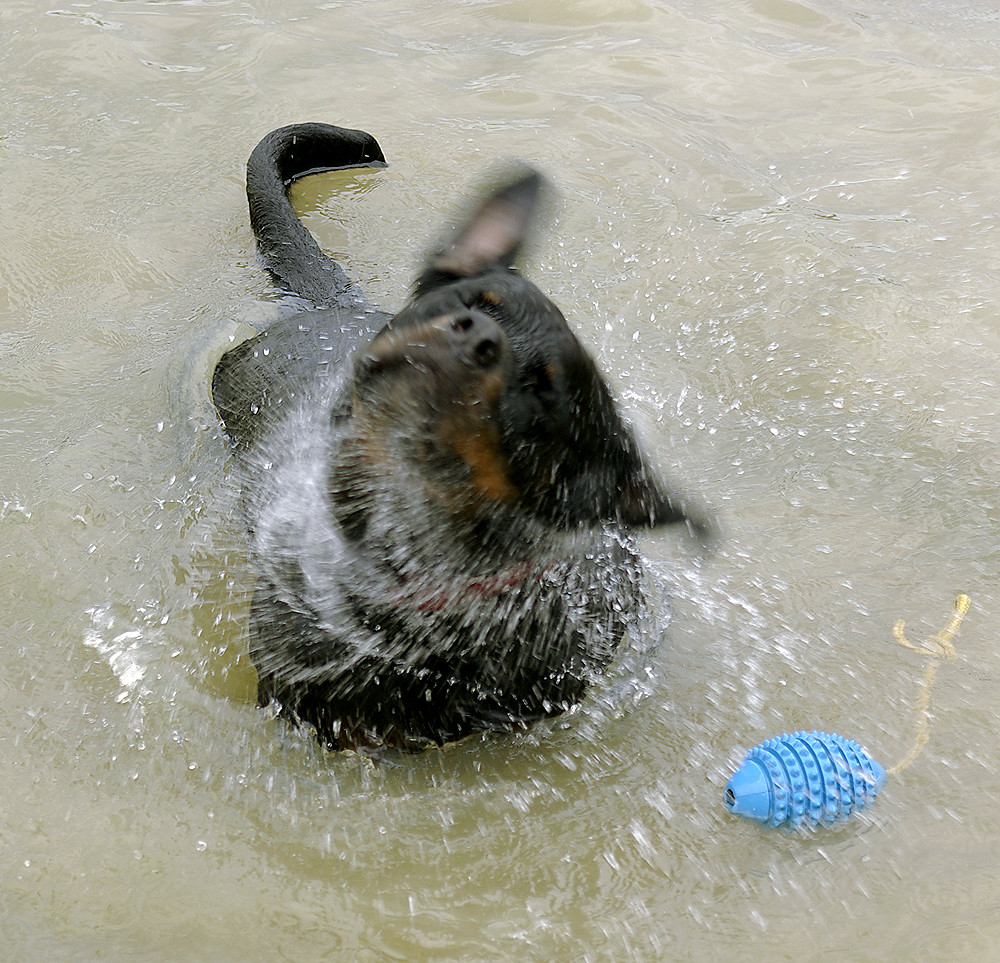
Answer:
2 0 1000 958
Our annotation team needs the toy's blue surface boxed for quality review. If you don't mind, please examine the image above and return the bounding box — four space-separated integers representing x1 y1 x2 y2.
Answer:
725 597 968 831
725 731 887 828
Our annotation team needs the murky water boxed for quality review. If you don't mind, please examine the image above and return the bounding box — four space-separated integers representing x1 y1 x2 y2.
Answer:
3 0 1000 958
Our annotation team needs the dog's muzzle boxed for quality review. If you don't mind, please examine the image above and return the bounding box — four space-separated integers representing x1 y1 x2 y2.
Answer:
357 310 508 383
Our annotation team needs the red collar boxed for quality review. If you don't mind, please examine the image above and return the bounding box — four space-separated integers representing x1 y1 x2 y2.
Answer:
384 560 549 613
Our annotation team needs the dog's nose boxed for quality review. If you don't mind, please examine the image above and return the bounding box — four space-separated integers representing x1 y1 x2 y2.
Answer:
445 310 504 369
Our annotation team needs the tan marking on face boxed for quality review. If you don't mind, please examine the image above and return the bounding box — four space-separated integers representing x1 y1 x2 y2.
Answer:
475 369 507 407
479 290 502 306
448 428 518 502
437 370 518 503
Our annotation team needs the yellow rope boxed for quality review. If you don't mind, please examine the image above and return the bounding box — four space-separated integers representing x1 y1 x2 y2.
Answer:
887 593 970 776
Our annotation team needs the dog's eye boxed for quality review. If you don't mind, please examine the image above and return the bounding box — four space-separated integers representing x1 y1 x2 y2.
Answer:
477 290 503 308
526 362 556 394
465 291 504 316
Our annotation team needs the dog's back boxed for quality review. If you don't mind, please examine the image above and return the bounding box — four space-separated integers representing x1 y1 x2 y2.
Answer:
213 124 391 452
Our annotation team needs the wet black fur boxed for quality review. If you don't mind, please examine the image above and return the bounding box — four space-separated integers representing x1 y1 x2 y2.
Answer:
212 123 708 750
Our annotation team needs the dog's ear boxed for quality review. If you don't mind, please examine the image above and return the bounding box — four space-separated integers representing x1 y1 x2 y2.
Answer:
557 438 712 539
603 464 712 538
417 170 543 290
506 362 713 540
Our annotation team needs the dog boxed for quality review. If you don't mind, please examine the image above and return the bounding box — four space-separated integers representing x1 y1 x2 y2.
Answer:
212 123 709 752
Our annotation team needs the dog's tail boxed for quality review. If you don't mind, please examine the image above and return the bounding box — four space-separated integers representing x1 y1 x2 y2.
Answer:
246 123 386 307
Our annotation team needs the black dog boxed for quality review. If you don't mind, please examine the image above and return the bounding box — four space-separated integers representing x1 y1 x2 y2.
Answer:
213 123 708 751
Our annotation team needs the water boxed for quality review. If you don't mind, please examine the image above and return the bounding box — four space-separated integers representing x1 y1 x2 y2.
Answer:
3 0 999 957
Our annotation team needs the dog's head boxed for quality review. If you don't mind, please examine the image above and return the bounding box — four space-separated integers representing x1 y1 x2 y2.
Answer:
344 170 707 536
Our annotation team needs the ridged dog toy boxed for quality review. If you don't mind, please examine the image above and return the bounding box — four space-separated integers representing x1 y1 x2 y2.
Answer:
726 594 969 828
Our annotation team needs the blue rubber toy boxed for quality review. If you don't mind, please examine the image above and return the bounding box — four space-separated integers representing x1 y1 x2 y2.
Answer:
725 595 969 829
725 731 887 828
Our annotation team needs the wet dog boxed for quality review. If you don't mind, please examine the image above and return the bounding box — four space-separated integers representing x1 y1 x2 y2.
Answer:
213 123 708 751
